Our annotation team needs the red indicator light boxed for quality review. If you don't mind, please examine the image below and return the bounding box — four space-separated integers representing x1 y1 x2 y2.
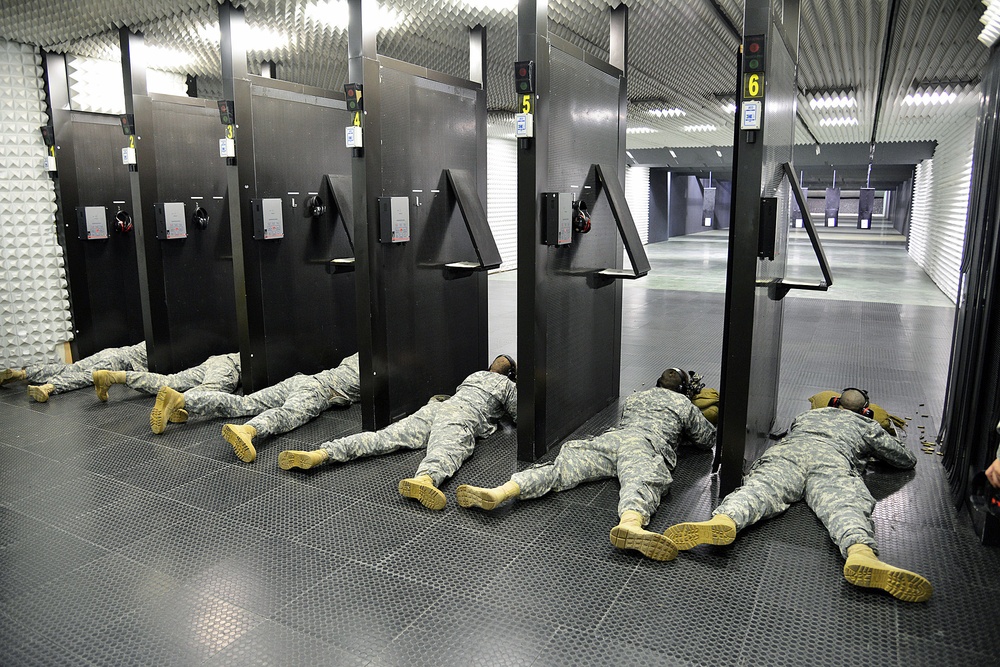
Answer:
749 42 760 53
347 89 354 97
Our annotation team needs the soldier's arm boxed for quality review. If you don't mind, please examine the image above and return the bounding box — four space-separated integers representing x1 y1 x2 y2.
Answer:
502 382 517 423
865 422 916 469
682 402 716 450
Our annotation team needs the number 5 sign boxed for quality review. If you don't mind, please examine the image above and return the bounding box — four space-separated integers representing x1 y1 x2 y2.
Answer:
743 72 764 99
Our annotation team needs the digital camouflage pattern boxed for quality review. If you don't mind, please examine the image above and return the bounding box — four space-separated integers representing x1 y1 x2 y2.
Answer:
184 353 360 439
123 353 241 396
317 370 517 485
714 407 917 557
23 342 147 394
512 387 716 522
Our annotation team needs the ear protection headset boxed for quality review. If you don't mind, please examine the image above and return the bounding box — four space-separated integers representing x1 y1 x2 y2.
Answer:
499 354 517 382
572 200 591 233
829 388 875 419
114 209 133 234
658 368 690 394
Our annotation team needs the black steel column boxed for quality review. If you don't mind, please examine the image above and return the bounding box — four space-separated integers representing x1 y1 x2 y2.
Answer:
516 0 550 460
470 24 490 371
220 1 266 391
121 27 171 372
349 0 386 430
610 3 628 411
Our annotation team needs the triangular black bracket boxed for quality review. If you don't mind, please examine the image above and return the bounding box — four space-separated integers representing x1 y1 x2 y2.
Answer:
756 163 834 299
583 163 650 280
324 173 355 272
443 168 502 272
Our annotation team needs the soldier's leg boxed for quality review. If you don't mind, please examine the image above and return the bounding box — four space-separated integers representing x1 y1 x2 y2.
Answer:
279 402 438 471
457 436 617 512
228 379 329 462
151 378 290 435
665 455 806 550
191 355 241 394
806 470 932 602
609 436 678 561
1 368 27 385
399 414 474 509
121 367 206 396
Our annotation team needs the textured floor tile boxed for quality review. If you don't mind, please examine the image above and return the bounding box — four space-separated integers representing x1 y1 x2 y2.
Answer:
165 466 287 512
204 619 368 666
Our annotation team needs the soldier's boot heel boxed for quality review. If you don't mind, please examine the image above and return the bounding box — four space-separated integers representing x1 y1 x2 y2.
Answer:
92 370 126 402
843 544 932 603
456 481 520 510
398 475 447 510
150 387 185 434
27 383 55 403
663 514 737 551
609 510 678 562
223 424 258 463
278 449 327 470
1 368 27 386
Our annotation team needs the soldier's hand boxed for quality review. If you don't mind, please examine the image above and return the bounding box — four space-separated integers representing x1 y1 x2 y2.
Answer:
987 458 1000 488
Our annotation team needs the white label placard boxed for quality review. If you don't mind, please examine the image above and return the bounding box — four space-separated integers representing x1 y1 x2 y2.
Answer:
740 101 762 130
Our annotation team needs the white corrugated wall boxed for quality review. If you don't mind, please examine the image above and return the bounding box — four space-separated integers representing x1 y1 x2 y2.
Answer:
487 135 518 271
0 39 73 367
625 165 650 244
907 107 978 303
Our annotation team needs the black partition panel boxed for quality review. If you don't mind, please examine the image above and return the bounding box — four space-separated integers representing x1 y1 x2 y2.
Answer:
245 82 356 383
351 48 490 429
532 45 623 455
54 113 144 358
148 96 237 370
717 0 800 493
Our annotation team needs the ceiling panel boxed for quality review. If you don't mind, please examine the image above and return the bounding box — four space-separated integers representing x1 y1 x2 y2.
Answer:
0 0 991 156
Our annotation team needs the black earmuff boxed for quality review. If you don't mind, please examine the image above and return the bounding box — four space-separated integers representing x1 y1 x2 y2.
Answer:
829 388 874 418
573 200 591 233
305 195 327 218
657 367 690 394
192 206 210 230
114 209 133 234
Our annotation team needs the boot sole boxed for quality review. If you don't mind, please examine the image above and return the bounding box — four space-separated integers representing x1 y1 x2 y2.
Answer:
398 479 446 510
223 424 257 463
455 485 499 510
843 561 933 603
27 386 50 402
609 525 678 561
278 451 317 471
663 522 736 550
150 387 182 434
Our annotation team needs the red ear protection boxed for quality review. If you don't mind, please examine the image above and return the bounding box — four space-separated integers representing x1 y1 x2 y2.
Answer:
114 209 133 233
573 200 591 233
828 388 874 419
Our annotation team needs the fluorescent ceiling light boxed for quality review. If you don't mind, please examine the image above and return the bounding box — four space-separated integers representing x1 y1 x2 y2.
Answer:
199 23 289 49
809 95 856 110
716 150 723 157
305 0 406 30
683 124 716 132
625 151 634 159
626 126 656 134
903 91 957 106
647 107 686 117
668 150 677 158
723 102 737 114
818 116 859 127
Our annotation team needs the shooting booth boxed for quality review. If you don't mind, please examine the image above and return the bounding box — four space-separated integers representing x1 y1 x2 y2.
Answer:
121 28 238 373
220 3 357 393
515 1 649 460
348 0 501 430
43 52 144 360
716 0 833 493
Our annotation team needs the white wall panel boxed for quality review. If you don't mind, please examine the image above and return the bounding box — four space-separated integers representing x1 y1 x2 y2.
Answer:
0 39 73 367
625 165 650 244
487 135 517 272
908 107 977 303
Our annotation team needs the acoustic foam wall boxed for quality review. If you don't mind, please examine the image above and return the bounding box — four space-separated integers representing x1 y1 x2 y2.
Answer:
0 39 73 367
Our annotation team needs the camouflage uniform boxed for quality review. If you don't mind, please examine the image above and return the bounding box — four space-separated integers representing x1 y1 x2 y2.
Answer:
317 370 517 486
23 342 147 395
714 407 917 557
512 388 716 523
122 353 241 396
184 353 360 439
